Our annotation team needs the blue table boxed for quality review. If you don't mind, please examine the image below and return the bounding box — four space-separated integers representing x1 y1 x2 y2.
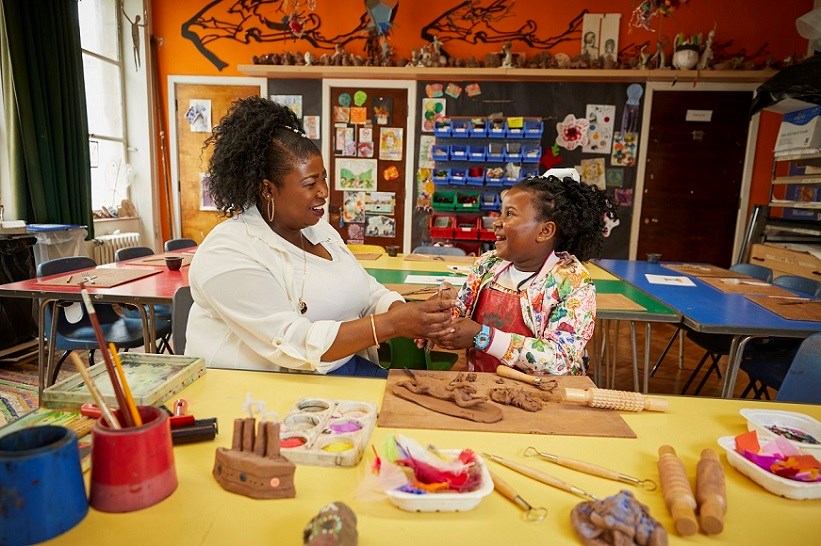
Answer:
595 259 821 398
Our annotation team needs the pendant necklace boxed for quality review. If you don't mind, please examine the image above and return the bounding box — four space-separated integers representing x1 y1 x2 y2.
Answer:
298 234 308 314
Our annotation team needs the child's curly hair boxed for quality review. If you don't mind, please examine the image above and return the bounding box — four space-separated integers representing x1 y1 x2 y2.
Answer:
514 175 618 262
203 96 320 214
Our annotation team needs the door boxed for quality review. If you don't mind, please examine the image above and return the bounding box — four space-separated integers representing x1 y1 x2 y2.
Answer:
173 83 261 243
326 86 409 249
638 91 751 267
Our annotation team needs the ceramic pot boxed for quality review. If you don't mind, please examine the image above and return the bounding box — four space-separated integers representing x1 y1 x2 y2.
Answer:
673 49 699 70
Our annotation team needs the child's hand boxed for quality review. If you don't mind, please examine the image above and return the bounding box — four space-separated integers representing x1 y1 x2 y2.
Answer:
432 317 482 350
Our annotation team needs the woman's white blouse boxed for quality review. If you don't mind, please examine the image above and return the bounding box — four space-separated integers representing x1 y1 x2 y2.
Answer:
185 207 403 373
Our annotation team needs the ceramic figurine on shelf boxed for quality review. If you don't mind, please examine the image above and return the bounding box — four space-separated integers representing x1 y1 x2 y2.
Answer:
698 25 716 70
407 48 420 67
672 33 701 70
304 51 314 66
501 41 514 68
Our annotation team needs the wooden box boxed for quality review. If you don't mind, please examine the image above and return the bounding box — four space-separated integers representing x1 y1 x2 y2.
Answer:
42 353 206 410
749 243 821 281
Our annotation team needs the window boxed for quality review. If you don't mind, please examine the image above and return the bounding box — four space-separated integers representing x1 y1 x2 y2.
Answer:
79 0 128 211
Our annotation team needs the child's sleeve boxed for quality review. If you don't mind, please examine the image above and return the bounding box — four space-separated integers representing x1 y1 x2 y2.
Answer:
484 279 596 376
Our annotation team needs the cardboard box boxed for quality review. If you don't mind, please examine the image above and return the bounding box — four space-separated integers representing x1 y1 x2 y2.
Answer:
775 106 821 152
749 243 821 281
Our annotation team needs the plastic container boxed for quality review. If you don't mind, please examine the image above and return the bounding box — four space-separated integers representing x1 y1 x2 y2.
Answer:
455 192 481 212
449 144 469 161
386 450 493 512
480 192 501 211
739 409 821 456
430 215 456 238
468 145 486 162
432 168 450 184
488 119 506 138
451 119 470 137
28 224 87 267
522 145 543 162
524 118 544 137
454 217 480 240
469 119 488 138
433 120 453 137
717 435 821 500
504 119 525 138
479 216 497 241
486 143 505 162
504 143 523 161
466 166 486 186
431 144 450 161
431 192 457 212
449 167 467 185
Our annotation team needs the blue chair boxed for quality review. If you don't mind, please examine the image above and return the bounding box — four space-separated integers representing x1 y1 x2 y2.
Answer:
740 333 821 403
729 263 773 283
164 238 197 252
412 245 467 257
115 247 174 353
172 286 194 354
771 275 821 297
37 257 160 386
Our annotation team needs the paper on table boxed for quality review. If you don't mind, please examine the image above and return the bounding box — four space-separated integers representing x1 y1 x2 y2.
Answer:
645 274 696 287
404 274 466 286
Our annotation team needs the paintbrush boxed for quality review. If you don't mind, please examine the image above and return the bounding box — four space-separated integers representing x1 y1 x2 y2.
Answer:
79 286 134 427
109 342 142 426
69 352 121 429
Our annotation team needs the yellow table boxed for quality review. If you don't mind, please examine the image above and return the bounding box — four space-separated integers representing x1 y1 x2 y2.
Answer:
55 370 820 544
356 253 618 280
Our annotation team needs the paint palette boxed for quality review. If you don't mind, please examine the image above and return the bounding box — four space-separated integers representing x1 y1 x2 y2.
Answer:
278 398 377 467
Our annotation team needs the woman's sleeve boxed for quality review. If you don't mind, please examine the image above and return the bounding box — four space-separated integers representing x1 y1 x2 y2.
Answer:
363 270 405 314
484 280 596 376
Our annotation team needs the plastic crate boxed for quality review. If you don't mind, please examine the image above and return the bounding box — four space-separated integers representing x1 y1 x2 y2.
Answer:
449 167 467 185
488 119 506 138
430 215 456 238
431 144 450 161
455 192 481 212
479 216 498 241
504 143 523 161
454 216 480 240
451 119 470 137
480 192 501 211
433 120 452 137
524 118 544 138
505 118 525 139
485 166 505 186
432 191 456 211
449 144 469 161
466 166 486 186
432 168 450 184
469 119 488 138
522 145 542 162
520 168 538 180
486 143 505 162
468 145 486 161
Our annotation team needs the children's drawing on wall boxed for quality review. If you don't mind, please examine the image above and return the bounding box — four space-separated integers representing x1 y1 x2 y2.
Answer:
418 135 436 168
421 98 446 132
365 215 396 238
425 84 443 98
199 172 217 211
186 100 211 133
335 127 356 156
346 222 365 244
416 168 434 211
580 158 606 190
583 104 616 154
581 13 620 60
612 84 644 167
335 158 377 191
270 95 303 118
350 107 368 124
358 127 374 157
379 128 404 161
303 115 320 140
605 168 624 188
614 188 634 207
555 114 590 151
365 192 396 215
342 191 366 223
372 97 393 125
333 106 350 123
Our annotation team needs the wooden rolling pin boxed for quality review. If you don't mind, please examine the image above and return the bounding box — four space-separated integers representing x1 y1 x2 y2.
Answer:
495 365 556 390
696 448 726 535
658 445 698 536
562 387 668 412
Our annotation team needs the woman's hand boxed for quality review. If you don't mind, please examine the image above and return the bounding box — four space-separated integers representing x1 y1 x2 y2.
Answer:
432 317 482 350
385 296 457 340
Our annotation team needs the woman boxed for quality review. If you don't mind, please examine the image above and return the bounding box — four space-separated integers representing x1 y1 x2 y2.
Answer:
186 97 454 376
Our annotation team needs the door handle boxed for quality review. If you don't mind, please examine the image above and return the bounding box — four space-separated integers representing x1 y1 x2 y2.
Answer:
643 218 659 224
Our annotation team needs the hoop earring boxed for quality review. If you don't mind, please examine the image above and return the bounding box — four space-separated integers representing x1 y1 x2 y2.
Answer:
267 198 275 222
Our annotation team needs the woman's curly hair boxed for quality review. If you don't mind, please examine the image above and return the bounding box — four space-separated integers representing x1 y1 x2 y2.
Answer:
203 96 320 214
514 175 618 262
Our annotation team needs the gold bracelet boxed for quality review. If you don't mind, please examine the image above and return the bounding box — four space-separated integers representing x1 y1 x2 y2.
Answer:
369 314 380 347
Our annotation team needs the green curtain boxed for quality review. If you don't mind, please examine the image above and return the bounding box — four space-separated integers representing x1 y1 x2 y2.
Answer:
1 0 93 237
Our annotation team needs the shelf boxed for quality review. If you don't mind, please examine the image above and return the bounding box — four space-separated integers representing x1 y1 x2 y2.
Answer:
773 151 821 162
771 175 821 185
769 200 821 209
764 221 821 237
238 64 775 83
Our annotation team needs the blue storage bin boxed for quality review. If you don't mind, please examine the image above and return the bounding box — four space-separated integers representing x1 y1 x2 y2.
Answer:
469 120 488 138
468 145 486 161
480 192 501 211
431 144 450 161
433 121 452 137
505 119 525 139
488 120 506 138
451 119 470 137
504 143 523 161
485 173 505 186
432 169 450 184
522 145 542 162
524 118 544 137
486 143 505 162
466 166 485 186
520 168 538 180
449 167 468 185
449 144 469 161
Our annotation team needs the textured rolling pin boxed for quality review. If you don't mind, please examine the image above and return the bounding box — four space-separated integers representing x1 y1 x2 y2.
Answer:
696 448 727 535
658 445 698 536
562 387 669 412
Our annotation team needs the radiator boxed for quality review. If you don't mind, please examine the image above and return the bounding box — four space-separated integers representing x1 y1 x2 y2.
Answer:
92 232 141 264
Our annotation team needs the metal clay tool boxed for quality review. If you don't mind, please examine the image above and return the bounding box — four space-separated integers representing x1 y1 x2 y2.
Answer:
523 446 657 491
495 365 558 391
482 452 599 501
489 470 547 522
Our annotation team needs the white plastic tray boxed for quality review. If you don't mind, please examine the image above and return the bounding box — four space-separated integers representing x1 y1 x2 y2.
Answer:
717 436 821 500
739 408 821 456
386 450 493 512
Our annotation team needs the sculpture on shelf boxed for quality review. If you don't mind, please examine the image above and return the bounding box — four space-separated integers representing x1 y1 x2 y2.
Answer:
120 3 145 70
501 41 514 68
304 51 314 66
672 33 701 70
698 25 716 70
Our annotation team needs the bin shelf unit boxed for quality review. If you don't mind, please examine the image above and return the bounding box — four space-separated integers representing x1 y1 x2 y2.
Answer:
428 116 543 251
766 150 821 235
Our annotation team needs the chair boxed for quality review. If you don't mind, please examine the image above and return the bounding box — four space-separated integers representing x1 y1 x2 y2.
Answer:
37 257 158 385
412 245 467 256
740 333 821 403
728 263 773 283
771 275 821 297
115 247 174 353
164 238 197 252
172 286 194 354
377 337 458 371
346 244 387 253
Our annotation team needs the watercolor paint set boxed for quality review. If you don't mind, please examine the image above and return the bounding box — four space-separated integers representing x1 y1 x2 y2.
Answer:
278 398 376 467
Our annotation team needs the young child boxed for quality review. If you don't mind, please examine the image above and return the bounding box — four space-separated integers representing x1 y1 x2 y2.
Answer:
434 173 617 375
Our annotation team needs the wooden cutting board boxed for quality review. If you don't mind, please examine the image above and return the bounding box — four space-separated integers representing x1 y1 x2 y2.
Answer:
700 277 794 296
378 370 636 438
746 296 821 322
662 263 747 278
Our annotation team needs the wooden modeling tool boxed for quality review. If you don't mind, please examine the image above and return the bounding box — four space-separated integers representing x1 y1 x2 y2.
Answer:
496 365 557 391
483 453 599 501
489 470 548 522
696 448 726 535
79 287 133 427
109 343 142 426
523 446 658 491
657 445 698 536
69 352 121 429
562 387 669 412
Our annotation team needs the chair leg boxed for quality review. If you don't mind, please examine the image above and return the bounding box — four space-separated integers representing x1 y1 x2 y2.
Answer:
681 351 711 394
50 350 73 385
740 380 755 399
693 354 721 395
651 326 681 377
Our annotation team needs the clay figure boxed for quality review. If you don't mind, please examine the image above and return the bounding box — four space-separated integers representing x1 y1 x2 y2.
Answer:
571 490 668 546
396 375 488 408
